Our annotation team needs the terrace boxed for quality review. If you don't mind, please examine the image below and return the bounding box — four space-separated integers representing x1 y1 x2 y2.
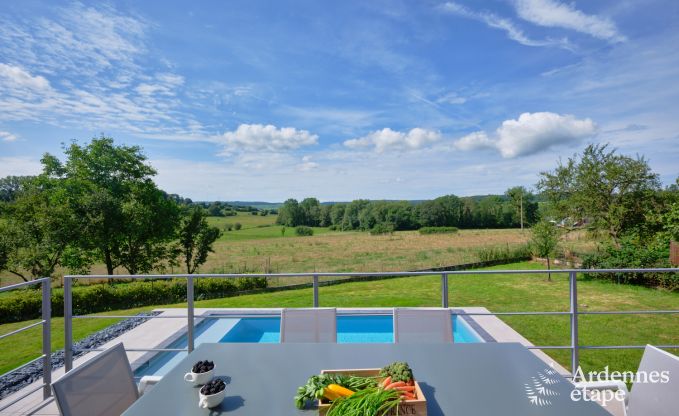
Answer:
0 267 677 415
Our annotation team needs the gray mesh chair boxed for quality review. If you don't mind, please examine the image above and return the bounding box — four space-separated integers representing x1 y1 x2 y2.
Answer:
393 308 453 343
52 343 160 416
574 345 679 416
280 308 337 343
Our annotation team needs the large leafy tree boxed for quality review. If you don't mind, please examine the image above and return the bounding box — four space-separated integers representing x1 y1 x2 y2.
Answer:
505 186 538 229
0 176 81 280
537 144 661 245
179 207 222 274
44 137 179 274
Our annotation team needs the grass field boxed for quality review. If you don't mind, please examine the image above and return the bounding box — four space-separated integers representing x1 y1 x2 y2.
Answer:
2 261 677 377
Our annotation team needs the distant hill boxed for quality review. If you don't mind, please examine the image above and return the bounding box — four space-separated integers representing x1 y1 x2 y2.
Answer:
226 201 283 210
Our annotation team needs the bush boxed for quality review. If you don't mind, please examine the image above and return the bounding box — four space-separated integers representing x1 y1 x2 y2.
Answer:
476 244 532 263
0 277 268 324
224 224 233 231
295 226 314 236
328 225 337 231
370 223 394 235
581 238 676 290
234 222 242 230
418 226 459 235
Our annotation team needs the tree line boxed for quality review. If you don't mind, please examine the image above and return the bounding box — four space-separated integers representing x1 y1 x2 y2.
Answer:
0 137 221 281
275 188 539 231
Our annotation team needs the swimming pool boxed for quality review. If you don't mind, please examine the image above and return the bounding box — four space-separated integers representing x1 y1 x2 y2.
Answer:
134 314 484 378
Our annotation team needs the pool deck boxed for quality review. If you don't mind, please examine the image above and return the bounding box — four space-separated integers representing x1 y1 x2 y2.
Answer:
0 307 571 415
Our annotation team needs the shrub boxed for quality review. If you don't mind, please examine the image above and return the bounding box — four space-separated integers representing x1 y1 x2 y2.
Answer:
224 224 233 231
295 226 314 236
328 225 337 231
581 238 676 290
234 222 242 230
476 244 532 263
0 277 268 324
418 226 459 235
370 223 394 235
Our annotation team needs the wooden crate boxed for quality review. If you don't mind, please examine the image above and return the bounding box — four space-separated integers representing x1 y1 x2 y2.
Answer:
318 368 427 416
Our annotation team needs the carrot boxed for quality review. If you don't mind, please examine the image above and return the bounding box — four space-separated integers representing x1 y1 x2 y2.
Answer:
402 392 416 400
385 381 406 389
395 386 415 392
381 376 391 388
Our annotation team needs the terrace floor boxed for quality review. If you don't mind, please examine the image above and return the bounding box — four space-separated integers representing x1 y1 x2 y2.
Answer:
0 307 569 415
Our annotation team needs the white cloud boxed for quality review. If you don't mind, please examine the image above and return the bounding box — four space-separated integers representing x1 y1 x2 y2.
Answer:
454 112 597 158
440 2 572 50
0 157 41 176
0 64 51 91
219 124 318 155
515 0 625 42
436 92 467 105
344 128 441 153
454 131 495 151
0 131 18 142
298 155 319 171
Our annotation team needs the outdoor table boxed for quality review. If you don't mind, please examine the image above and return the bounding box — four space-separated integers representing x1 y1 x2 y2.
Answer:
123 342 611 415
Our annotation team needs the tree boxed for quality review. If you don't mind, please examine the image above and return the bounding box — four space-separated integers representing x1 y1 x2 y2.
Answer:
300 198 321 226
43 137 179 274
0 176 33 202
0 176 81 280
179 207 222 274
537 144 661 245
530 220 560 281
277 199 303 227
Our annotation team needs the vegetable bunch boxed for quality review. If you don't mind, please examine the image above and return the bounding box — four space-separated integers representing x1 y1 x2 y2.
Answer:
379 362 414 383
294 374 378 409
326 387 401 416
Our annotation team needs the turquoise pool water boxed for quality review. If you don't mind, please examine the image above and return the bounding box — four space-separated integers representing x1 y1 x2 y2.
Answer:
134 314 484 378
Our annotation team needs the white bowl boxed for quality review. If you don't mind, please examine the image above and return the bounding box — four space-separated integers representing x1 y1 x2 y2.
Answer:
198 388 226 409
184 368 214 386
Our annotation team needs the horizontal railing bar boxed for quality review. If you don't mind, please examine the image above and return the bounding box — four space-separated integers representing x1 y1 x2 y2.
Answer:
579 345 679 350
455 311 571 316
0 277 49 292
0 320 46 340
74 347 188 352
0 384 45 412
66 268 679 279
0 355 46 379
526 346 573 349
73 315 185 319
578 310 679 315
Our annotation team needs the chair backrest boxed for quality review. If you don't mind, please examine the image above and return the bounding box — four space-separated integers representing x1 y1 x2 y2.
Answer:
52 343 138 416
393 308 453 343
280 308 337 343
627 345 679 416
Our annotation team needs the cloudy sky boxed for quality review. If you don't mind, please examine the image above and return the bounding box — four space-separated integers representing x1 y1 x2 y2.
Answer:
1 0 678 201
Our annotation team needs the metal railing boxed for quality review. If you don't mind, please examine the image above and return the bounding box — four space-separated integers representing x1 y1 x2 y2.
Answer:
61 268 679 379
0 278 51 412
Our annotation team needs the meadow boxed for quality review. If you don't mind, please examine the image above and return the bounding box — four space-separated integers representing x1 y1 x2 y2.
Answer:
1 261 677 378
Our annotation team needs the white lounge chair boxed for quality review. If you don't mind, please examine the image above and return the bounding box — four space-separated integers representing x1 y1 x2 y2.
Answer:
393 308 453 343
52 343 161 416
574 345 679 416
280 308 337 343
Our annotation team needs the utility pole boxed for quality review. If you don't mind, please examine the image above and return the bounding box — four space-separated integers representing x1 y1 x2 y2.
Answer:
520 191 524 231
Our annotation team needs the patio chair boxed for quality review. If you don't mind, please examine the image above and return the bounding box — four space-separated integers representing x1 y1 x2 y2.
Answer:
573 345 679 416
393 308 453 343
52 343 161 416
280 308 337 343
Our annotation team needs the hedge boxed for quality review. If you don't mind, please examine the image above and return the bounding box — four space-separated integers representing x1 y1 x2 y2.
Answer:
0 277 267 324
418 226 459 235
295 226 314 236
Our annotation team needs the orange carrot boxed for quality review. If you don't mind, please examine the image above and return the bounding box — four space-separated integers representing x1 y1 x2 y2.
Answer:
381 376 391 388
402 392 416 400
395 386 416 392
386 381 406 389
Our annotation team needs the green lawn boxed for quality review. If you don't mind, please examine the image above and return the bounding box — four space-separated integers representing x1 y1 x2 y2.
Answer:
1 261 677 376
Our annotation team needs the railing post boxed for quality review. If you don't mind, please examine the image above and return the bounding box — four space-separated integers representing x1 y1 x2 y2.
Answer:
187 275 194 353
64 276 73 372
313 275 319 308
441 273 449 308
569 271 579 378
42 278 51 399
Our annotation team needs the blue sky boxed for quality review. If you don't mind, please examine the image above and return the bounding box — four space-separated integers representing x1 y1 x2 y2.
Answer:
0 0 677 201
